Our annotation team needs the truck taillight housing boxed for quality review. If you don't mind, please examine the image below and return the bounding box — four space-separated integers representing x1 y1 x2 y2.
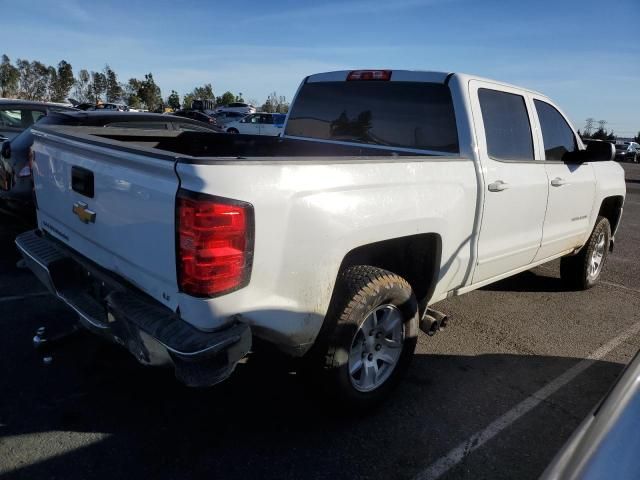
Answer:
177 191 254 297
346 70 392 81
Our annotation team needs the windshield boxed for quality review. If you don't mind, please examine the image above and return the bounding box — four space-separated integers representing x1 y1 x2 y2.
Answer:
285 81 459 153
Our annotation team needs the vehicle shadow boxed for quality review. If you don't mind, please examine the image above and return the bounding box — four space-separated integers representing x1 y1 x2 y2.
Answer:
480 269 571 293
0 331 624 480
0 214 625 480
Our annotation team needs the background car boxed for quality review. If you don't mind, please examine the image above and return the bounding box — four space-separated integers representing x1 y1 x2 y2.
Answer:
173 109 218 126
213 110 247 126
615 142 640 163
216 102 256 115
225 112 286 136
0 99 76 141
0 110 221 220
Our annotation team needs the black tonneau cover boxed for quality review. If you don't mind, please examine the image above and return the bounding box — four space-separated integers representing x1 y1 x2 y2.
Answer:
32 125 438 161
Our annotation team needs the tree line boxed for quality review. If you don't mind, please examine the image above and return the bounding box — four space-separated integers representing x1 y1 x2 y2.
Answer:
0 54 289 113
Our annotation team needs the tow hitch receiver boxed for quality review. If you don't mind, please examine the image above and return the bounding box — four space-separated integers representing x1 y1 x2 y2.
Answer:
420 308 448 336
32 323 80 365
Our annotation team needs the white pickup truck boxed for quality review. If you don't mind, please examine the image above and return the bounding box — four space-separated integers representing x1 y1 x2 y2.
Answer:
17 70 625 407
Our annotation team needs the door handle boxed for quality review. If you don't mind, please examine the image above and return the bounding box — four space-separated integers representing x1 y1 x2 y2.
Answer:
488 180 509 192
551 177 567 187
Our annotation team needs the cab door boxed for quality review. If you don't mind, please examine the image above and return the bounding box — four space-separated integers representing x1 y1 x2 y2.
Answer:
531 98 596 260
237 114 260 134
469 80 549 283
257 114 273 135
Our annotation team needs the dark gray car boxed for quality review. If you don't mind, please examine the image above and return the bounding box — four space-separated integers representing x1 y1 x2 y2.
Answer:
0 110 222 219
0 99 76 142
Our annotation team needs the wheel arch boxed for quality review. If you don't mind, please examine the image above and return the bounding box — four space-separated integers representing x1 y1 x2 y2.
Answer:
335 233 442 317
598 195 624 249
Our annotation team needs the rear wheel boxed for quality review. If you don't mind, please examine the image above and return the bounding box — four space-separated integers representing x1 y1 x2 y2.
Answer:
315 266 418 409
560 216 610 290
227 128 239 134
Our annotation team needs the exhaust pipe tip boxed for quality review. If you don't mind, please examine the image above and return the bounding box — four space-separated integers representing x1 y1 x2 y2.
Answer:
419 308 449 336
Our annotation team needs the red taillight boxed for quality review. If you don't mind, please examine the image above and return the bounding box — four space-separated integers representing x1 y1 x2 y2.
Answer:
177 191 254 297
346 70 392 81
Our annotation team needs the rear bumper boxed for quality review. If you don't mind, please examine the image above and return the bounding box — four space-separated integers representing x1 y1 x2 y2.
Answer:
15 229 251 387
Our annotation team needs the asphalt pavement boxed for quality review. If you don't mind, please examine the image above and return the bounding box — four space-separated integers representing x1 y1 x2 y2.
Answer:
1 163 639 480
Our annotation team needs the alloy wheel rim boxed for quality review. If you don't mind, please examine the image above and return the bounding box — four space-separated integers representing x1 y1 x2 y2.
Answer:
588 231 606 280
348 304 404 392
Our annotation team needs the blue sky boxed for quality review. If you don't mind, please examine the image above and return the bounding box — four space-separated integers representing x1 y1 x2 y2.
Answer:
2 0 639 135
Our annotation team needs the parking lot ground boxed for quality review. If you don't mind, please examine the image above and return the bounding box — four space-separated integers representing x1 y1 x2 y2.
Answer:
1 164 639 480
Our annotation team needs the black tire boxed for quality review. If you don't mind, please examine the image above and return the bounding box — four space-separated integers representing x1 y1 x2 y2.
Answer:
313 265 419 409
560 216 611 290
227 128 239 134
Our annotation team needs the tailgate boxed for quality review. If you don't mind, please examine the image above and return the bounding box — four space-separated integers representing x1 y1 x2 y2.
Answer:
31 129 180 310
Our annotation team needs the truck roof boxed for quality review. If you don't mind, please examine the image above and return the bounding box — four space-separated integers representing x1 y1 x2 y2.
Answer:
305 70 546 97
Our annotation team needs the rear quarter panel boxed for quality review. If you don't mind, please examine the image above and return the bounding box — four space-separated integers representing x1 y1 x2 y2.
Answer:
176 158 478 352
586 161 626 242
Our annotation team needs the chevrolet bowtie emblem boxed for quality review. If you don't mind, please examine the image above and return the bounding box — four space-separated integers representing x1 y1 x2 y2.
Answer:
72 201 96 224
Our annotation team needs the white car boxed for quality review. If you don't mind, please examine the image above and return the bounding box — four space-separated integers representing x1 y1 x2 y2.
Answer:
225 113 286 136
212 111 247 126
19 69 625 408
216 102 256 115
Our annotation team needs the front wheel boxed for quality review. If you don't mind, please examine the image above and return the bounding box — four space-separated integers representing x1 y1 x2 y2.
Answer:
227 128 239 134
316 266 418 409
560 216 611 290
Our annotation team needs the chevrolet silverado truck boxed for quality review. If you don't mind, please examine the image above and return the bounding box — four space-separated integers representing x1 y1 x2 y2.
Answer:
16 70 626 406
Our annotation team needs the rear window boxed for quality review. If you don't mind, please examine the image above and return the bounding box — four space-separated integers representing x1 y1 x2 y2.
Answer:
285 81 459 153
478 89 533 161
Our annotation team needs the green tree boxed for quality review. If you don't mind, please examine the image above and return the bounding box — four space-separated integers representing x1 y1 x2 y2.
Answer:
0 54 20 98
136 73 162 111
192 83 214 101
261 92 289 113
216 91 235 106
73 69 91 102
128 94 142 109
167 90 181 110
49 60 74 102
591 128 608 140
182 93 194 110
104 65 123 102
89 71 107 102
16 59 50 100
124 78 142 107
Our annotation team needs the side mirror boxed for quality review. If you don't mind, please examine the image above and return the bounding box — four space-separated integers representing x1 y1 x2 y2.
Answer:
1 141 10 159
584 140 615 162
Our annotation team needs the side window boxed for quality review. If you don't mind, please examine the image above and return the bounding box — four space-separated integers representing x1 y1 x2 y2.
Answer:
478 88 534 161
33 111 46 123
0 109 44 129
534 100 578 161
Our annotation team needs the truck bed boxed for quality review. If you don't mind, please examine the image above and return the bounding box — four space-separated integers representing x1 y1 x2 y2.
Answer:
33 125 441 161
